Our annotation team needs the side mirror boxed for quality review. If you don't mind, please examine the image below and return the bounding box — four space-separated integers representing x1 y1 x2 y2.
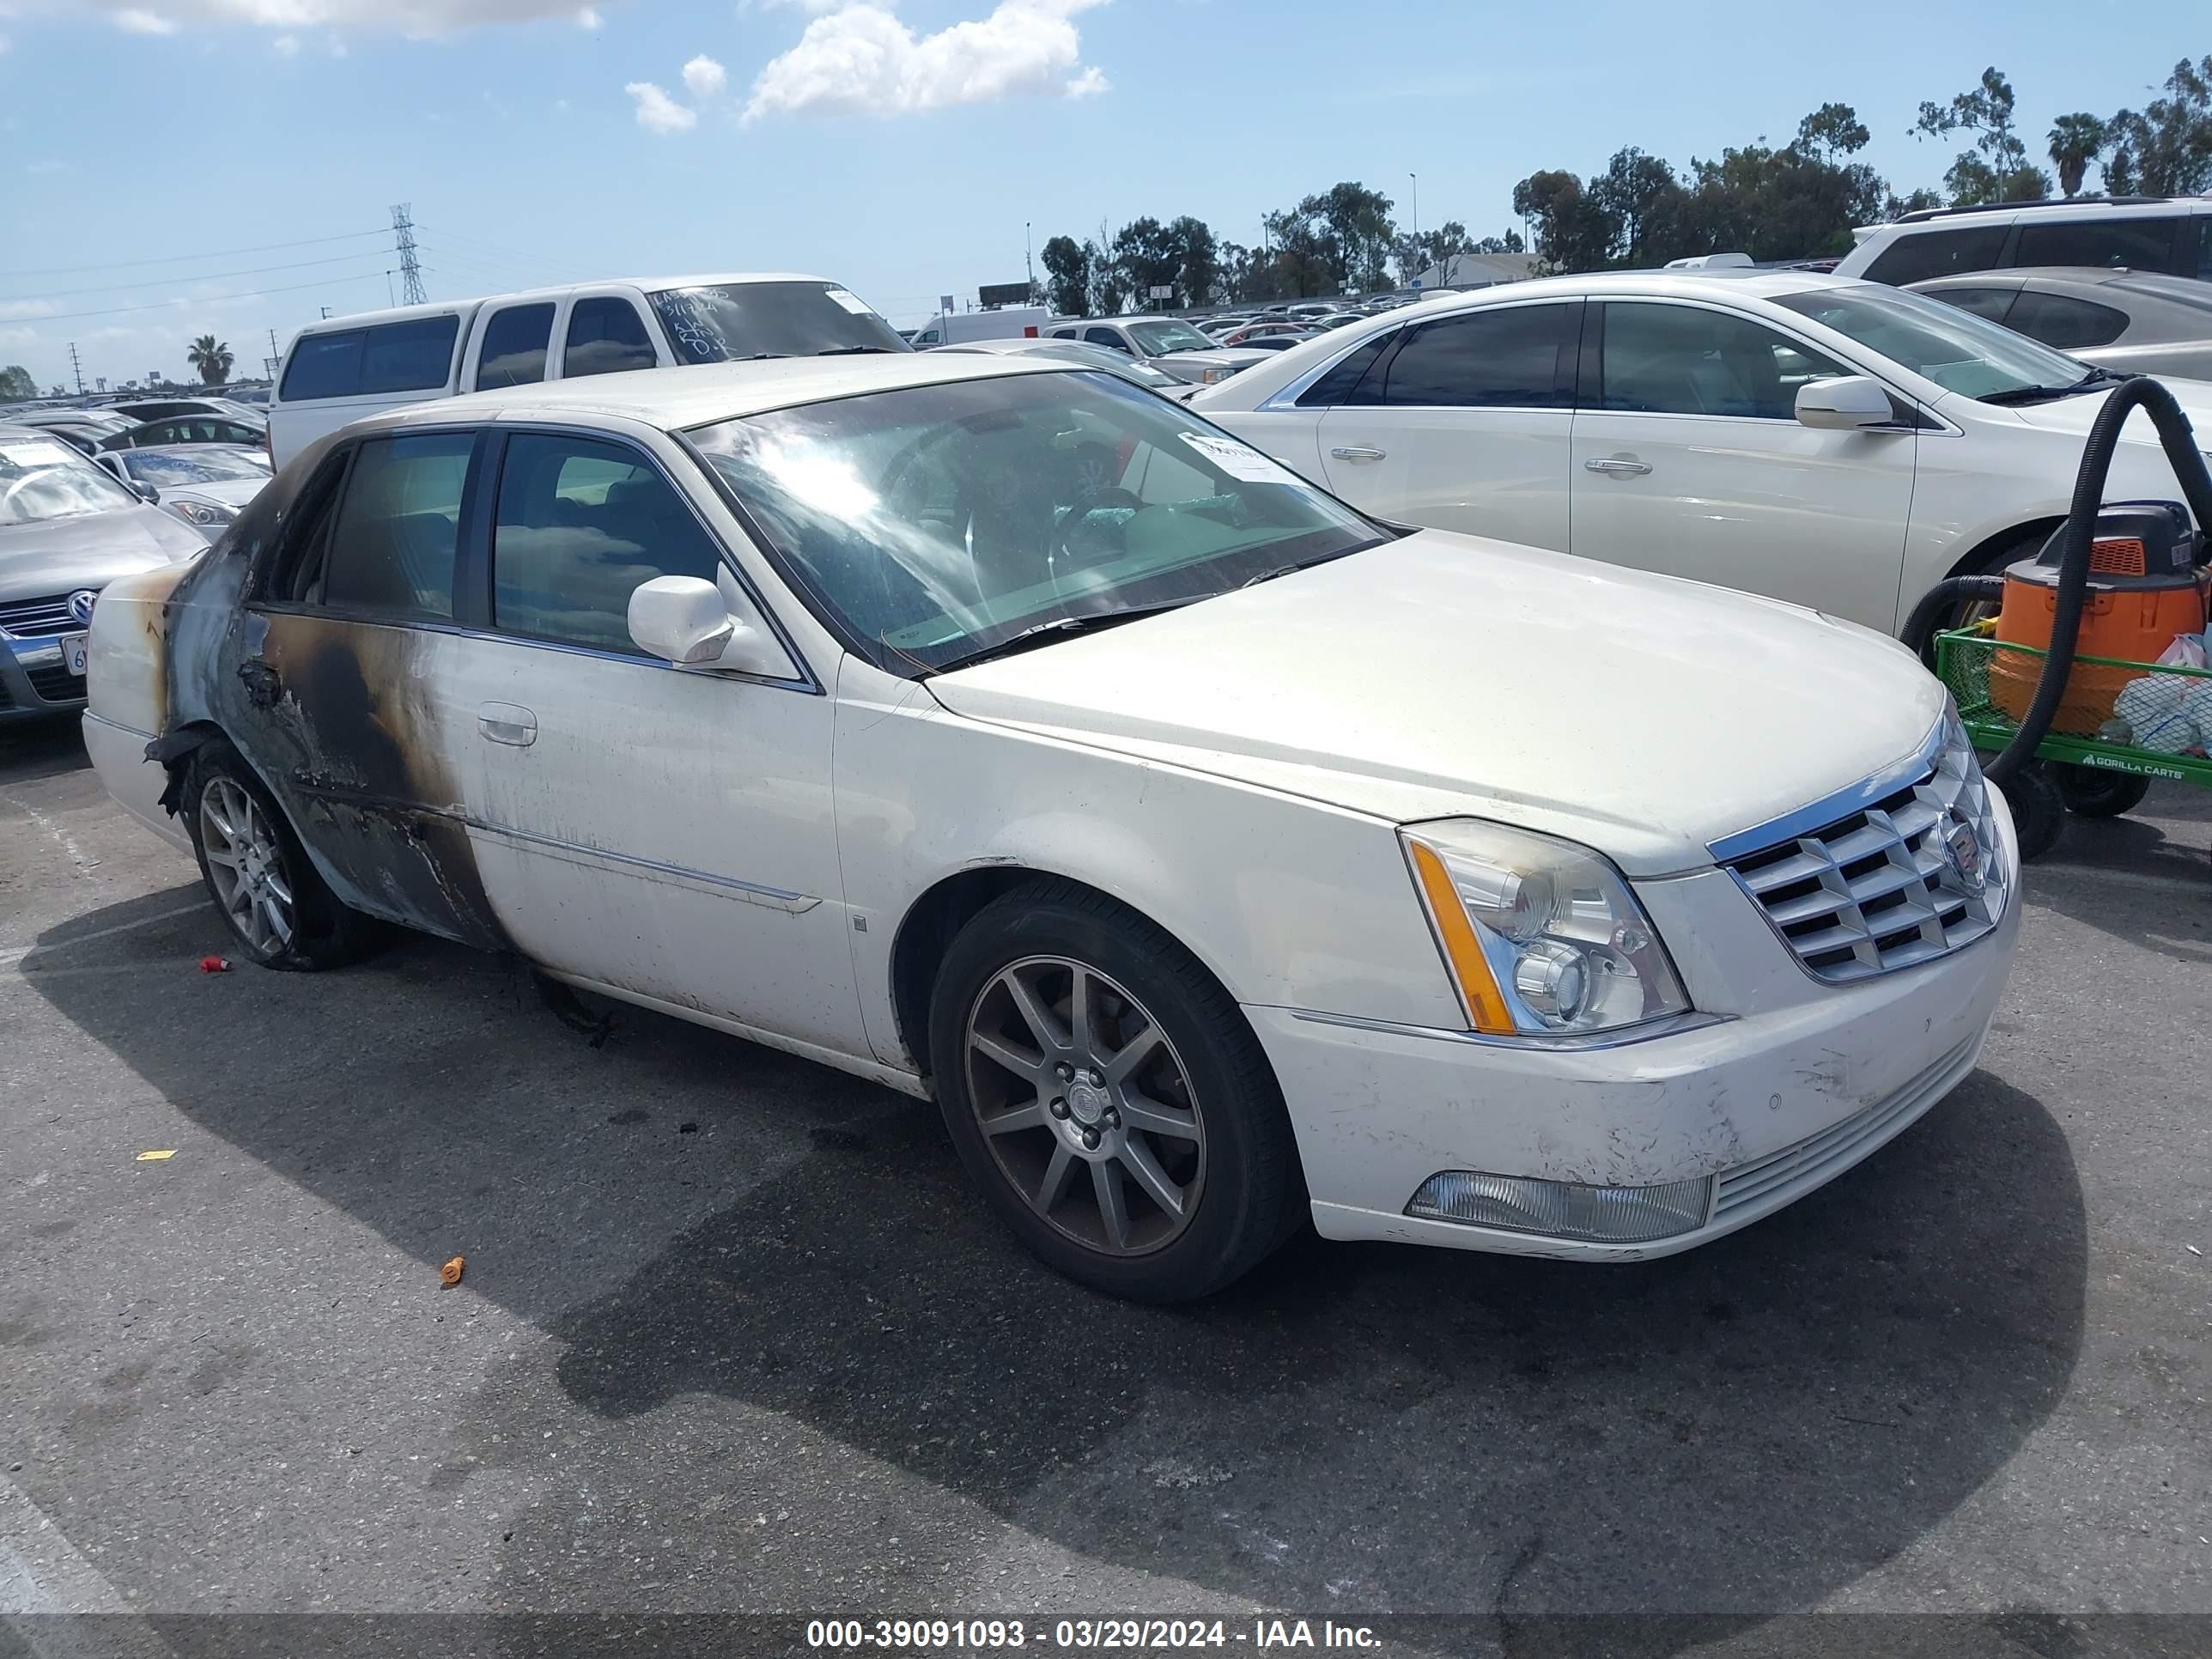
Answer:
1795 375 1896 429
133 482 160 505
627 574 796 678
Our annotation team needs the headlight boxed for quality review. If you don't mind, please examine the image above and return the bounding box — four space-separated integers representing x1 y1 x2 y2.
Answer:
161 498 236 530
1401 821 1690 1038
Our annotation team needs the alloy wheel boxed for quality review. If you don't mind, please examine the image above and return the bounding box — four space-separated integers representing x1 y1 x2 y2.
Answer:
199 776 295 956
963 955 1206 1255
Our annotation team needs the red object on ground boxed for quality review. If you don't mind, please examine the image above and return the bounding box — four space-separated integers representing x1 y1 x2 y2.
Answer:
198 956 230 974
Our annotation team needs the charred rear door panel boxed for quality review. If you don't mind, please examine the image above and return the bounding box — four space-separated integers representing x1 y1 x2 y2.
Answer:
222 428 507 949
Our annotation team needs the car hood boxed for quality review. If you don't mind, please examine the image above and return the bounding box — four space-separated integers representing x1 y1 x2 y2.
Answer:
0 504 205 603
1993 374 2212 448
1151 348 1271 382
925 530 1947 876
167 477 268 508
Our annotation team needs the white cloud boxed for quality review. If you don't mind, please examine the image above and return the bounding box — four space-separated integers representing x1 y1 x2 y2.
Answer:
21 160 69 174
1064 63 1105 96
81 0 601 33
623 79 696 132
743 0 1109 123
574 4 598 24
0 300 59 320
270 29 298 49
680 52 726 98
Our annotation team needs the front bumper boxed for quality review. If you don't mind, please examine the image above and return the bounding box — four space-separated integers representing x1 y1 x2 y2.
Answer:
1249 793 2021 1261
0 635 88 724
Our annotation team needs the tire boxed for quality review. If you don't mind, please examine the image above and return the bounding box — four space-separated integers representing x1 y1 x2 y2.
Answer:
927 878 1303 1303
184 738 380 970
2054 764 2152 819
1997 757 2066 863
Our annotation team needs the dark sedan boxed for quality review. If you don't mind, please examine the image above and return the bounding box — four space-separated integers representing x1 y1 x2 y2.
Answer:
0 427 206 724
1910 267 2212 382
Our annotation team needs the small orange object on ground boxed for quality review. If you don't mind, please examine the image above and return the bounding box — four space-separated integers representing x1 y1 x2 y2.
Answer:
440 1256 465 1286
198 957 230 974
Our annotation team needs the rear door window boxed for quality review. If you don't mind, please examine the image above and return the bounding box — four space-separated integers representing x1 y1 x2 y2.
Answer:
1296 333 1392 406
2014 216 2179 272
2194 220 2212 282
1863 223 2011 286
474 303 555 390
1928 286 2018 324
1377 303 1575 408
489 432 726 652
2003 290 2130 350
359 316 461 394
562 298 657 378
281 331 366 401
315 432 474 620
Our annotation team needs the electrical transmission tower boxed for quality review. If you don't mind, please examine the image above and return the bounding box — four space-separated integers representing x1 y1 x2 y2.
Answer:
68 342 85 396
391 203 426 307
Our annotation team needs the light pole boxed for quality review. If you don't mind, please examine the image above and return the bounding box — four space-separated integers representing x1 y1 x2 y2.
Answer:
1409 171 1419 285
1024 221 1034 298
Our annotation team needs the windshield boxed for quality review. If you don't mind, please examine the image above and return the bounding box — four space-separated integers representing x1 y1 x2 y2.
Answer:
1126 320 1215 356
648 281 909 363
121 448 269 485
690 369 1385 675
1775 283 2094 399
0 434 140 526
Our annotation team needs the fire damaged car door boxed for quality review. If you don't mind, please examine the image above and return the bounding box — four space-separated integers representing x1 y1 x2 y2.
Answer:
228 428 507 948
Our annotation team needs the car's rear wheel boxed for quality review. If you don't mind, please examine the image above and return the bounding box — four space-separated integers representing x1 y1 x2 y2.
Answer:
186 740 378 970
928 880 1302 1302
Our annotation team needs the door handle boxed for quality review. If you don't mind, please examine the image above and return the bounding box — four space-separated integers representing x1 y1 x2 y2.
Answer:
237 658 281 709
1329 446 1388 462
477 702 538 747
1583 457 1652 476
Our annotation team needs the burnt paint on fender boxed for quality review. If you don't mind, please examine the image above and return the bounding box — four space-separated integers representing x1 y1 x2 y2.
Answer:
148 436 507 954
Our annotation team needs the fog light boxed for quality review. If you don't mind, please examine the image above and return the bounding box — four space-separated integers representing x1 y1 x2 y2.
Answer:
1406 1170 1711 1243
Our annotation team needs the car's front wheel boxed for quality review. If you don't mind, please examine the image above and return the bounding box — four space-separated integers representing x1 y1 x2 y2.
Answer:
185 739 379 970
928 880 1303 1302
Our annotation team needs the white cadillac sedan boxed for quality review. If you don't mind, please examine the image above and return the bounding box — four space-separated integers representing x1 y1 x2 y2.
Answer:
82 355 2020 1301
1188 270 2212 633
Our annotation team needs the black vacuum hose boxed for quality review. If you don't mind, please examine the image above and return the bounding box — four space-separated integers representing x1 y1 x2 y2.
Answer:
1979 377 2212 787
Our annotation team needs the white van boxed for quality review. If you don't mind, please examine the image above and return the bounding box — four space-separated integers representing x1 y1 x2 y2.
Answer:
1833 198 2212 287
908 306 1051 348
268 271 904 466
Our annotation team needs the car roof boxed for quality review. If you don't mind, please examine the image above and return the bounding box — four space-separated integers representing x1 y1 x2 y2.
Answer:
289 275 840 337
388 352 1072 433
1406 269 1850 307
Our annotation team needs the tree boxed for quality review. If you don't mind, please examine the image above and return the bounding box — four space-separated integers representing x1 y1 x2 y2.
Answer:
0 365 35 401
2047 113 2108 198
1510 170 1619 272
1296 181 1397 293
1470 229 1525 255
2102 55 2212 196
1796 102 1871 164
186 335 234 386
1589 147 1680 264
1911 67 2050 204
1082 237 1127 315
1883 186 1945 219
1165 216 1222 307
1040 234 1089 316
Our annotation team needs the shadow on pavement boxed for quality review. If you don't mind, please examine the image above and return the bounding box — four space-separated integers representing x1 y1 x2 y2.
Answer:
0 716 92 787
26 890 2088 1628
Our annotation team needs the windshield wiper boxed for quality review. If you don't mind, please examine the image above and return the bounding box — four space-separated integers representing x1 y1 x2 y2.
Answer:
930 600 1200 673
817 345 894 356
1981 367 2122 405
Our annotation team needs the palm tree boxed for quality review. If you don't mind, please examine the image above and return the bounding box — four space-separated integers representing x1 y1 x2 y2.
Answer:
2047 113 2108 198
185 334 234 386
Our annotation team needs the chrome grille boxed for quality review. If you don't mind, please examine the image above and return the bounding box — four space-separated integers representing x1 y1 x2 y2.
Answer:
1715 716 2008 985
0 593 83 638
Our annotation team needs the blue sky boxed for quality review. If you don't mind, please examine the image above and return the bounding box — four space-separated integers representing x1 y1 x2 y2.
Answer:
0 0 2203 392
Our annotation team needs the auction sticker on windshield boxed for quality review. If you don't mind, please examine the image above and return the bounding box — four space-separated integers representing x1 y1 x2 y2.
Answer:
824 288 876 315
0 440 76 467
1179 431 1297 485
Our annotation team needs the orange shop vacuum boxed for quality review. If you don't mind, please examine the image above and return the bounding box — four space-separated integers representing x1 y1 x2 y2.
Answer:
1987 501 2210 737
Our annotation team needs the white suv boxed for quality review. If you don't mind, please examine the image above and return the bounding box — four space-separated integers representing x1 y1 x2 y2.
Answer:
1833 197 2212 288
1188 270 2212 633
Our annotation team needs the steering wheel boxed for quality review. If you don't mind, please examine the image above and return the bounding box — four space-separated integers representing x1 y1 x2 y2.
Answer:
0 473 38 511
1054 483 1144 568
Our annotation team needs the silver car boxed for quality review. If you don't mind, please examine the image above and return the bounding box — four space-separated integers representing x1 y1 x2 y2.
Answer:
1910 267 2212 381
933 336 1201 398
0 426 206 724
92 443 272 538
1044 315 1269 385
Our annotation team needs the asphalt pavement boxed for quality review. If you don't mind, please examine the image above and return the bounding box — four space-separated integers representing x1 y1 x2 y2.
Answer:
2 716 2207 1656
